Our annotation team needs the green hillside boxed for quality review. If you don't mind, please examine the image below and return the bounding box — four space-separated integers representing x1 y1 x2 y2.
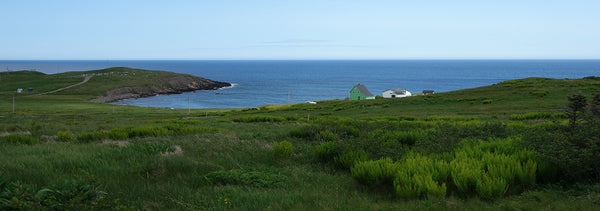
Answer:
1 67 186 98
0 68 599 210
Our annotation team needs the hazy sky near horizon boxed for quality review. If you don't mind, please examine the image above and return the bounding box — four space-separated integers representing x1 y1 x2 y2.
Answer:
1 1 599 60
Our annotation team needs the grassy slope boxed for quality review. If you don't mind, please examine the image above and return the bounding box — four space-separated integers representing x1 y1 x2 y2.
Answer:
1 68 599 209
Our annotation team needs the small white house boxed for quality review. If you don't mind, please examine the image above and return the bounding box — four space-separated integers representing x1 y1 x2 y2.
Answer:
382 89 412 98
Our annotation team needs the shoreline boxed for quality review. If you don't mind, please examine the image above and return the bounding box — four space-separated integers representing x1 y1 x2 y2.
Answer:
92 74 231 103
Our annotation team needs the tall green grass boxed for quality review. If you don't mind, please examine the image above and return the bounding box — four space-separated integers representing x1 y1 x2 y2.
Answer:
1 134 40 145
74 125 225 142
1 74 599 209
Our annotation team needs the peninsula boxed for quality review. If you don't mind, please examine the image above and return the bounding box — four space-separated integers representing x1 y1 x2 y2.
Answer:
1 67 231 103
90 69 231 103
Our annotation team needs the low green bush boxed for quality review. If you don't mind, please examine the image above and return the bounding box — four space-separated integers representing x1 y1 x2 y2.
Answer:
517 160 537 188
76 132 107 143
445 138 539 198
288 125 313 140
390 153 450 198
316 130 337 142
400 153 450 183
395 130 428 146
522 95 600 183
475 174 509 199
273 140 293 158
483 152 520 185
315 141 339 161
56 131 74 142
334 149 369 169
351 158 399 186
450 157 482 196
0 179 130 210
394 171 447 198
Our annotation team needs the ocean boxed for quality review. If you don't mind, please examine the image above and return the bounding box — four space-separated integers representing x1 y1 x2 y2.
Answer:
2 60 599 108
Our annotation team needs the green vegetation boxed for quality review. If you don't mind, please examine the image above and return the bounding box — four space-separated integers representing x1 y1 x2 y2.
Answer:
1 68 600 209
272 140 294 158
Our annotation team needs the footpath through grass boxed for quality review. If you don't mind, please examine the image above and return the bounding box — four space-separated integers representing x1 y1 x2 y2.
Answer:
1 68 600 209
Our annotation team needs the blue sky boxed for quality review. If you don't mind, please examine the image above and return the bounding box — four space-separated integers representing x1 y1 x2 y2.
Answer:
1 0 599 60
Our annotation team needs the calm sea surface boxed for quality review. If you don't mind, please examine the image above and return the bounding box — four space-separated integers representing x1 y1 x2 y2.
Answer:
1 60 599 108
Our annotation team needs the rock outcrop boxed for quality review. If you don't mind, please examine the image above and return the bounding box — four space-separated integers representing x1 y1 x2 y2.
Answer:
92 75 230 103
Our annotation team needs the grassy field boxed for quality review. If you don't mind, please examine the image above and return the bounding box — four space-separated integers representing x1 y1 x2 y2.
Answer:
1 68 599 210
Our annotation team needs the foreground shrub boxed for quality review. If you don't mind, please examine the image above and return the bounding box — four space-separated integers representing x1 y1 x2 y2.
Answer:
524 125 599 183
351 158 399 186
0 179 130 210
523 91 600 183
451 138 538 197
334 149 369 169
315 141 340 161
415 122 510 154
288 125 313 139
273 140 293 158
57 131 74 142
393 153 449 198
316 130 338 142
394 172 447 198
476 174 509 199
367 129 427 146
450 157 482 196
76 132 107 143
395 130 428 146
517 160 537 188
400 153 450 183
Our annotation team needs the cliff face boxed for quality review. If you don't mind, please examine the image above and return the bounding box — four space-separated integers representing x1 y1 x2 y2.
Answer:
92 75 231 103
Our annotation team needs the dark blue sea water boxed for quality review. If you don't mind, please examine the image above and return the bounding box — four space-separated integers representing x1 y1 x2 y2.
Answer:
1 60 599 108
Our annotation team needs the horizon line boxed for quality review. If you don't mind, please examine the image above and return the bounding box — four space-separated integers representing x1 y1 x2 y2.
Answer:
2 58 600 61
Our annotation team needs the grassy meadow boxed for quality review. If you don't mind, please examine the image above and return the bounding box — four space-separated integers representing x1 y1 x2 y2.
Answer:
1 68 600 210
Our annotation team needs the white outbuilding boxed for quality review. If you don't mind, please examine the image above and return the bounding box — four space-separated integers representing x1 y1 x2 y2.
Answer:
382 89 412 98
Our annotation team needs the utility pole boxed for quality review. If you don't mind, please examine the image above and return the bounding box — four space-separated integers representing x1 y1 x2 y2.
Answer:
12 95 15 113
188 96 190 114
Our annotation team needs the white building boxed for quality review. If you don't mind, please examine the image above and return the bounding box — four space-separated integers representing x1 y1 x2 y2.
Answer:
382 89 412 98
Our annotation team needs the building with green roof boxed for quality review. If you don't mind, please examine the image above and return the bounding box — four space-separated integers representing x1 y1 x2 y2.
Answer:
349 84 375 100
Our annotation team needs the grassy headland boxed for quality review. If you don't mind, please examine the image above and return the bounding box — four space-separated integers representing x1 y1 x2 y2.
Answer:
1 68 599 209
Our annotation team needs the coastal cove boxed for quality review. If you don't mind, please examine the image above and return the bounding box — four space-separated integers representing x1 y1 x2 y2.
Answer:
2 60 600 108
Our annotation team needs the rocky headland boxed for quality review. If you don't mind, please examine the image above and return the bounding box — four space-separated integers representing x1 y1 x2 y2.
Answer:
92 74 231 103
